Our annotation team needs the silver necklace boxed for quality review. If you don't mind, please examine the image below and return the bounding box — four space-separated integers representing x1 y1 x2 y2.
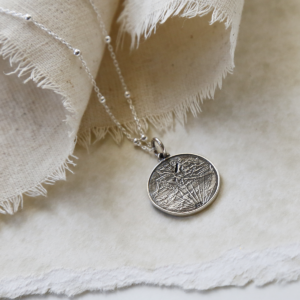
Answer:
0 3 220 216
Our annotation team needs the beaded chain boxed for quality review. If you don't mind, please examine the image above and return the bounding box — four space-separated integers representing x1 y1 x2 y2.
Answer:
0 2 155 154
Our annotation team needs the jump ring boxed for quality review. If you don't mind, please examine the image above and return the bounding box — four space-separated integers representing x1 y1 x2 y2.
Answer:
151 137 170 160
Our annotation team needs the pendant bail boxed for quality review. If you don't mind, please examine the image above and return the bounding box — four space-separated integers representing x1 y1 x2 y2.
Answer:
151 137 170 161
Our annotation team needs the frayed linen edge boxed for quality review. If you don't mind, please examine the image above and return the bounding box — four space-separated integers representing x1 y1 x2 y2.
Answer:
1 243 300 298
0 34 78 215
0 0 244 213
0 155 77 215
77 61 232 149
117 0 244 60
78 0 243 148
0 35 76 114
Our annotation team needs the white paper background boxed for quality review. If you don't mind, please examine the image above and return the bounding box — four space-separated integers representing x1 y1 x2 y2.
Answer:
2 0 300 297
17 283 300 300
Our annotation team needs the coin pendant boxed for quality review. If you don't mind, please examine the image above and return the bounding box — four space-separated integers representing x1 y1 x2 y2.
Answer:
147 154 220 216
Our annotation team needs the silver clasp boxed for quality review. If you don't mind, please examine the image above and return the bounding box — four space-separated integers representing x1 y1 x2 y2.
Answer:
151 137 170 161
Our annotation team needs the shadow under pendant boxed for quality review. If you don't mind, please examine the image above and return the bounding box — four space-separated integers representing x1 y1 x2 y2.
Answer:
147 154 220 216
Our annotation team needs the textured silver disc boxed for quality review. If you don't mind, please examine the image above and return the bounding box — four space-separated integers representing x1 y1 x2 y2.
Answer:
147 154 220 216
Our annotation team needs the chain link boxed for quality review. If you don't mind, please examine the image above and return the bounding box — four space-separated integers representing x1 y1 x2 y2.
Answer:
0 4 154 153
88 0 152 149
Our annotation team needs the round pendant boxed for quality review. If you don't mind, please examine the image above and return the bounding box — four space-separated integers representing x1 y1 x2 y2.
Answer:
147 154 220 216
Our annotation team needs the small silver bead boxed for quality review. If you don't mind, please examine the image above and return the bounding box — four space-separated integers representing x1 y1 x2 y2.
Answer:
100 96 106 103
125 91 131 98
141 135 147 141
73 49 81 56
105 36 111 43
133 138 140 146
25 14 32 21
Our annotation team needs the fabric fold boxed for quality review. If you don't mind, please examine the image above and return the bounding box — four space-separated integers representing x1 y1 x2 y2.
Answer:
0 0 119 214
79 0 243 147
0 0 243 214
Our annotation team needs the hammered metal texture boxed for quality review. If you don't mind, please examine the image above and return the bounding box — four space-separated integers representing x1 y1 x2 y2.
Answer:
148 154 220 216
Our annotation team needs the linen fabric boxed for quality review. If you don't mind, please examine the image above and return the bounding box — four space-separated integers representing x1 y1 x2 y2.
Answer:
2 1 300 297
0 0 243 213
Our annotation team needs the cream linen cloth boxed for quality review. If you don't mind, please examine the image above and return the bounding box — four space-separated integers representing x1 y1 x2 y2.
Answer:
3 0 300 298
0 0 243 213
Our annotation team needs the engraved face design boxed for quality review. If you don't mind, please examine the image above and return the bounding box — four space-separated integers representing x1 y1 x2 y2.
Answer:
148 154 219 216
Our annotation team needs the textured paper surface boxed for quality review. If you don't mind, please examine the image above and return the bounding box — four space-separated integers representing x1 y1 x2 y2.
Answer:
1 0 300 297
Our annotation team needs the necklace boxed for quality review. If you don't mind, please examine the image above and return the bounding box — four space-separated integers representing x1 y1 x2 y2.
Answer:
0 3 220 216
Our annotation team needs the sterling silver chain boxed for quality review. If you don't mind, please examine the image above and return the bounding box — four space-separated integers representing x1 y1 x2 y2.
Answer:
0 1 157 154
0 4 222 216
